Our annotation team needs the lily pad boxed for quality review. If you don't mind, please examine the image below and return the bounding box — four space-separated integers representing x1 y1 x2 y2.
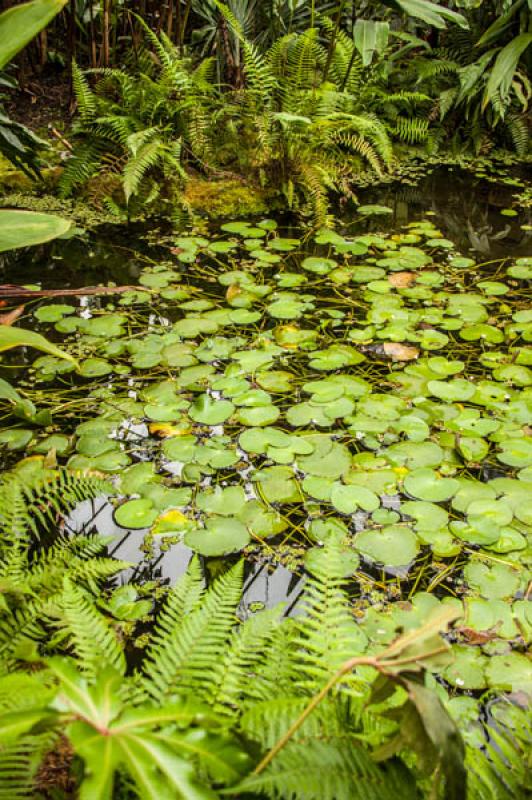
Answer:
355 525 419 567
189 394 235 425
185 517 251 556
404 468 459 502
114 498 158 529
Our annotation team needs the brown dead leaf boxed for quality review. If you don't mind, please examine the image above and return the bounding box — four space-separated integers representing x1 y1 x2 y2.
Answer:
0 305 25 326
388 271 416 288
458 627 498 645
383 342 419 361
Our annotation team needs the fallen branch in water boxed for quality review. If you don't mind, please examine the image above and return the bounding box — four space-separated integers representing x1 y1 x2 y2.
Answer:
0 284 144 298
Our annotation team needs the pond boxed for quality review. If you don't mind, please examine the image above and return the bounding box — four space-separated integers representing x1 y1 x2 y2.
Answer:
1 167 531 707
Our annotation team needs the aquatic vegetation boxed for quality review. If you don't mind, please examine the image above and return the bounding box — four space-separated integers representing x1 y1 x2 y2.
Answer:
3 213 530 705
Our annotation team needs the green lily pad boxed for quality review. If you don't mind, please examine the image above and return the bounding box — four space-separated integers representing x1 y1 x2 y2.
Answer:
427 379 476 402
185 517 251 556
79 358 113 378
331 483 379 514
238 500 287 538
297 437 351 479
401 500 448 531
355 525 419 567
301 257 337 275
189 394 235 425
196 485 247 516
237 404 280 427
443 646 487 691
114 498 158 529
0 428 33 450
403 468 459 502
497 438 532 468
463 561 520 600
485 653 532 696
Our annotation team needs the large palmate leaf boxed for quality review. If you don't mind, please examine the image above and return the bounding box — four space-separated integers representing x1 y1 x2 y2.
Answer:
0 326 78 365
482 33 532 110
48 660 235 800
0 210 71 253
0 0 68 70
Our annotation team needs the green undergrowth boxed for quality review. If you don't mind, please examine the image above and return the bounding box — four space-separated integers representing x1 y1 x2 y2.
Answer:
1 208 531 794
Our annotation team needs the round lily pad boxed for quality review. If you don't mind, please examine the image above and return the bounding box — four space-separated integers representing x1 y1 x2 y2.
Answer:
331 483 379 514
196 485 247 516
355 525 419 567
185 517 251 556
114 498 158 529
486 653 532 696
189 394 235 425
463 561 520 600
403 468 459 502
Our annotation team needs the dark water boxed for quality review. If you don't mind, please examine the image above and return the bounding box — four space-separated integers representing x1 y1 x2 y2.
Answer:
351 167 531 258
2 168 530 290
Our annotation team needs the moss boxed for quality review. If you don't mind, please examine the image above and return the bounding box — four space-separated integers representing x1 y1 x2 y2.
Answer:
183 176 269 219
0 159 62 192
0 191 118 227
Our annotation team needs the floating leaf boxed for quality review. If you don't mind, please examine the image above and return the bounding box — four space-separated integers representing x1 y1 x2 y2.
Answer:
331 483 379 514
185 517 250 556
114 499 158 530
404 468 459 502
355 525 419 567
189 394 234 425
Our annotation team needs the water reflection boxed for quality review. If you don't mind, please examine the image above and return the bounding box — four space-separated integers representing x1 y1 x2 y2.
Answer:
65 496 304 612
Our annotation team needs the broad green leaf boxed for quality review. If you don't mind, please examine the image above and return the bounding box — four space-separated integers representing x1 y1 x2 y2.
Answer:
394 0 468 29
0 326 78 365
0 0 68 70
355 524 419 567
354 20 389 66
0 209 71 252
483 33 532 110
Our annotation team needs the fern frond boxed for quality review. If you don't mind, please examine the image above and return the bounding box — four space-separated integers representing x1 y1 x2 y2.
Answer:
214 1 277 99
240 696 343 747
394 116 429 144
208 607 284 714
235 739 416 800
465 704 531 800
141 560 243 702
0 470 112 544
60 579 126 677
71 61 97 124
123 137 164 202
506 114 529 156
293 538 368 688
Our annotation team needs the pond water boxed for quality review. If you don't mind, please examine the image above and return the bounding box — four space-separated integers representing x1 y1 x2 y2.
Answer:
1 168 531 699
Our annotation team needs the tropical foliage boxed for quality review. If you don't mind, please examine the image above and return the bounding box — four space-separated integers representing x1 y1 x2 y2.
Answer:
0 466 529 799
48 0 529 223
0 2 530 799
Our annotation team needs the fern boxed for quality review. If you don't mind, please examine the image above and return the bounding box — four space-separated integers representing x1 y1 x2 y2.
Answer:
60 578 126 676
208 606 284 714
506 113 529 156
141 560 243 702
71 61 97 124
235 739 417 800
467 706 531 800
293 538 367 688
394 116 430 144
0 469 112 545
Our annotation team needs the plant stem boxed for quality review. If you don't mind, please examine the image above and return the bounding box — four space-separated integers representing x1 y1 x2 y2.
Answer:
323 0 346 82
252 643 448 776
